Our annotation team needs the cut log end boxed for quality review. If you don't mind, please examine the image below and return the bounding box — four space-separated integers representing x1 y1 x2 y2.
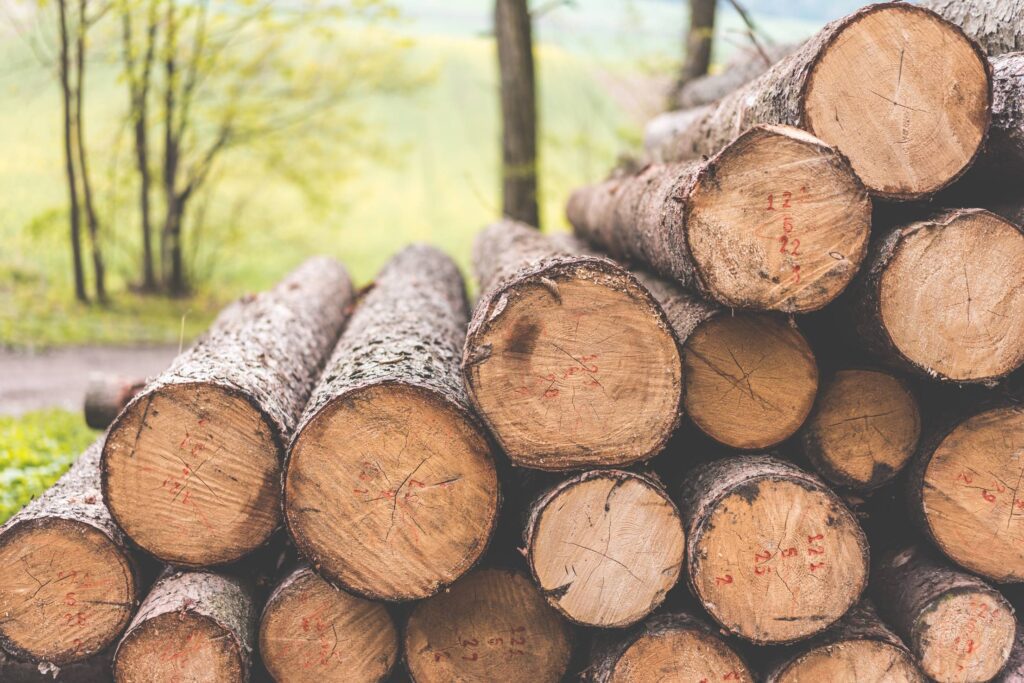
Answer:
465 261 681 470
688 125 871 312
114 611 245 683
285 383 499 601
527 471 685 628
803 4 990 198
772 639 922 682
259 567 398 683
0 519 136 664
103 382 282 566
802 369 920 490
405 568 573 683
878 211 1024 382
683 314 818 449
920 406 1024 582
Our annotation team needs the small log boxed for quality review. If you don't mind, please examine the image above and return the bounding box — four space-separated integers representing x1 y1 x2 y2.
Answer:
285 245 499 601
0 649 113 683
0 438 139 665
463 221 682 470
258 565 398 683
404 567 573 683
908 404 1024 583
677 456 869 644
675 42 799 109
763 600 923 682
587 609 753 683
638 272 818 449
524 470 685 628
658 3 991 200
102 257 354 567
569 125 872 313
853 209 1024 384
799 369 920 490
873 544 1017 683
918 0 1024 55
113 570 257 683
83 374 145 430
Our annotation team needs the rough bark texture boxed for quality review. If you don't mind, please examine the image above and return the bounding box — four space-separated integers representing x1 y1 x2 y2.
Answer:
995 625 1024 683
918 0 1024 55
496 0 538 227
630 270 719 342
0 648 113 683
984 52 1024 177
643 108 711 162
675 42 798 109
84 374 145 430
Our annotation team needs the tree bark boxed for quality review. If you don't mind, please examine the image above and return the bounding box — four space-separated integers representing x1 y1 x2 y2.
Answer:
676 456 869 644
568 124 871 313
995 624 1024 683
675 42 798 109
258 565 398 683
102 257 354 567
463 221 682 470
670 0 718 103
980 52 1024 180
113 570 257 683
0 438 140 666
74 0 105 303
851 209 1024 384
0 648 113 683
83 374 145 430
285 245 499 602
404 567 573 683
495 0 538 227
655 3 992 200
57 0 87 303
918 0 1024 55
872 544 1016 683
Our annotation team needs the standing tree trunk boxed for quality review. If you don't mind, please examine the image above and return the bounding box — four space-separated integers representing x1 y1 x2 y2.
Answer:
671 0 717 103
495 0 538 227
57 0 87 303
74 0 105 303
161 0 185 294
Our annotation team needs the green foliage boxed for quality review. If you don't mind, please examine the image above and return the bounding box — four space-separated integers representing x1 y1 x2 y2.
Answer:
0 410 97 524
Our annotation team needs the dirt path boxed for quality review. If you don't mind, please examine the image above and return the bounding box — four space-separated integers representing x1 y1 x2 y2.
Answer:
0 346 178 416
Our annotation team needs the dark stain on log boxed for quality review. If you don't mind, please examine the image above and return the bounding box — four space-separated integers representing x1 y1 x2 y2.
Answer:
507 319 540 356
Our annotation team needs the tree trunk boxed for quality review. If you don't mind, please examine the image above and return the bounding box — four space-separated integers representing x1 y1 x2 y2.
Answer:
0 649 113 683
462 221 682 470
676 455 869 644
763 600 923 682
57 0 87 303
284 245 499 602
670 0 717 103
587 609 753 682
918 0 1024 55
523 469 685 628
851 209 1024 384
83 373 145 430
655 3 991 200
102 257 354 567
675 41 798 109
258 565 398 683
0 438 140 665
495 0 538 227
635 271 818 450
113 570 257 683
872 544 1016 683
798 368 921 491
568 124 872 313
404 567 573 683
74 0 105 303
906 404 1024 583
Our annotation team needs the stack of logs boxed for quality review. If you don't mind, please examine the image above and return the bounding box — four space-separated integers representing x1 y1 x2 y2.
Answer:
2 1 1024 681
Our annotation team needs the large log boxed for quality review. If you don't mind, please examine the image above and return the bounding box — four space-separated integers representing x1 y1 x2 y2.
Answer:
102 257 354 567
873 544 1017 683
523 470 685 628
285 245 499 602
587 609 753 683
918 0 1024 55
852 209 1024 384
462 221 682 470
113 570 257 683
675 43 799 109
258 565 398 683
659 3 992 200
799 368 920 490
676 456 869 644
83 374 144 430
568 125 872 313
0 438 139 666
404 567 573 683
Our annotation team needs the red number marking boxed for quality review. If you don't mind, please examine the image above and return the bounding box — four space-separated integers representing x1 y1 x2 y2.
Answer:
781 547 798 558
782 216 794 233
958 472 974 484
724 673 741 681
754 566 772 575
64 592 77 606
461 638 479 648
809 562 826 572
434 651 451 662
983 490 997 503
766 194 774 211
807 547 825 556
754 550 772 563
781 192 792 209
715 575 733 586
461 653 479 662
807 534 824 542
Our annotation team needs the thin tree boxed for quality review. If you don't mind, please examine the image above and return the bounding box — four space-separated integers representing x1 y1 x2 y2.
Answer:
671 0 717 103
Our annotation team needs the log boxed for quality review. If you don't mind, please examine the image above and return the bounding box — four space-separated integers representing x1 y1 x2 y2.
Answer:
676 456 869 644
675 42 799 109
587 609 753 683
642 107 710 162
285 245 499 601
258 565 398 683
113 570 257 683
0 649 113 683
852 209 1024 384
907 404 1024 583
102 257 354 567
983 52 1024 179
638 272 818 449
0 438 139 665
995 623 1024 683
873 544 1017 683
763 600 923 682
799 368 920 490
404 567 573 683
658 3 992 200
83 374 144 430
523 470 685 628
918 0 1024 55
568 125 872 313
462 220 683 470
